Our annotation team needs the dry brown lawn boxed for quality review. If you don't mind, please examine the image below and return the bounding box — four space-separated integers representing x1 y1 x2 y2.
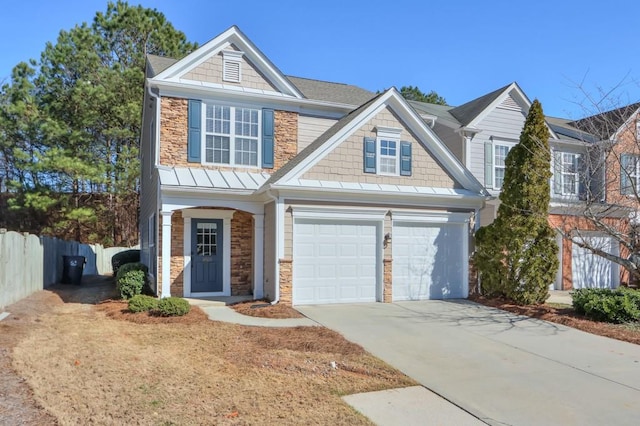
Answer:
2 279 415 425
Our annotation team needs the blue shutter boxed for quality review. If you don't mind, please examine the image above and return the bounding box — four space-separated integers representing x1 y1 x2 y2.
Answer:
621 154 632 195
187 99 201 163
262 108 274 169
577 154 586 199
484 141 493 189
400 141 412 176
363 137 376 173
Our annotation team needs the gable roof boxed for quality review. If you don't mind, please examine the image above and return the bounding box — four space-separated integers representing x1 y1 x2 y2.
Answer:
449 83 515 126
546 116 598 143
286 76 375 106
147 54 178 77
262 88 488 197
571 102 640 140
151 25 304 98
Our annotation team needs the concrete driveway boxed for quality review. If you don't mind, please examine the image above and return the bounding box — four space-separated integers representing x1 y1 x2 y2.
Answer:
298 301 640 426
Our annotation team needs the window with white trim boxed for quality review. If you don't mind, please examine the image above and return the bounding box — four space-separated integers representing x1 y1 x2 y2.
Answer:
378 139 398 174
494 143 516 189
204 104 260 167
621 154 640 195
560 152 579 195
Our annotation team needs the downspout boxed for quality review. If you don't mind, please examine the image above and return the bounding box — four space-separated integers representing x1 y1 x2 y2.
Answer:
265 189 281 304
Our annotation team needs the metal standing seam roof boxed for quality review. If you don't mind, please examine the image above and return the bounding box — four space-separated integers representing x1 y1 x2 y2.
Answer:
158 167 271 191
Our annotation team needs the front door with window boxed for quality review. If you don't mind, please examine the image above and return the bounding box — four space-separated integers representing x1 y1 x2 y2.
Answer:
191 219 223 293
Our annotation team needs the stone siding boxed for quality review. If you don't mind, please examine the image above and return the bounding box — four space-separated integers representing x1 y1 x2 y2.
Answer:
278 258 293 305
274 110 298 170
383 259 393 302
230 211 253 296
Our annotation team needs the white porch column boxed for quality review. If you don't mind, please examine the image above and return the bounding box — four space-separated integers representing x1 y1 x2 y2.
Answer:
160 210 174 298
253 213 264 299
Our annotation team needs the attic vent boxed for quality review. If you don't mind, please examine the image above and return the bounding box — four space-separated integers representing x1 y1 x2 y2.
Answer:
222 50 243 83
499 96 521 111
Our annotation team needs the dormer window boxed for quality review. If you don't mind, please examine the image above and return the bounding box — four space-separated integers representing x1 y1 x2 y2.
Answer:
222 50 243 83
363 126 412 176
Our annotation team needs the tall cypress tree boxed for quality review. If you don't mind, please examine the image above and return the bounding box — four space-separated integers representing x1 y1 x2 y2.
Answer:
474 99 558 304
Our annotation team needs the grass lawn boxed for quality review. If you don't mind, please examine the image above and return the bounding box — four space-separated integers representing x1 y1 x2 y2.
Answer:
1 282 415 425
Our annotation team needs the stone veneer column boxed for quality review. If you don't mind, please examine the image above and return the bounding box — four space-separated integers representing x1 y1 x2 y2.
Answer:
253 213 264 299
278 259 293 305
160 210 174 298
383 259 393 302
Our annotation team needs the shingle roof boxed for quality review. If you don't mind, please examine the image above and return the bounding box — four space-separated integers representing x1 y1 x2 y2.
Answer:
571 103 640 140
147 54 178 77
408 101 460 126
146 55 374 106
546 116 597 143
285 76 375 106
262 92 385 188
449 83 514 126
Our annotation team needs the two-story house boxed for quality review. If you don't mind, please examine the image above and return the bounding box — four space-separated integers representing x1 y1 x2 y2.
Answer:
411 83 623 290
139 26 488 305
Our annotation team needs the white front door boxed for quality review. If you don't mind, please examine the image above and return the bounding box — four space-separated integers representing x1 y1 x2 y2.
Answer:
393 221 466 300
293 219 379 305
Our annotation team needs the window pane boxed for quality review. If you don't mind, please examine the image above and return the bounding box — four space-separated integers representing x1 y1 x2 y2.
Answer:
235 137 258 166
495 168 505 189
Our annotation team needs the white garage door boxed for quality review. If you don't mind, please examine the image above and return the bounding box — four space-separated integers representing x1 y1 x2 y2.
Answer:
572 237 619 289
293 219 379 305
393 221 466 300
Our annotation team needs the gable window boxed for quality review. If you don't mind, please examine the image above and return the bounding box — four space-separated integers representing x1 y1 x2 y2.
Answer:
379 139 398 174
553 152 580 196
621 154 640 195
204 104 260 166
222 50 243 83
493 142 516 189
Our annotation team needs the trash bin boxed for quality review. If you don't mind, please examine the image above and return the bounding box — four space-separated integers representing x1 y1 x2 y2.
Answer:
62 255 86 285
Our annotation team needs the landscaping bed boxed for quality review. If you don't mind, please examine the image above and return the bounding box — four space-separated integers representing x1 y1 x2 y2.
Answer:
230 299 304 319
1 282 415 425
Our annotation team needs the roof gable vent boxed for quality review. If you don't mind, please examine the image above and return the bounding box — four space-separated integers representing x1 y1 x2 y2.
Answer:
222 50 243 83
499 95 521 111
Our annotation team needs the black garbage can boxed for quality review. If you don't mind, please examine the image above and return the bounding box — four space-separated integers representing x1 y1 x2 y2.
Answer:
62 255 86 285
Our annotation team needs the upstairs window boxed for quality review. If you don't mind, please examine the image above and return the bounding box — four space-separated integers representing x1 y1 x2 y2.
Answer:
363 127 412 177
621 154 640 195
493 142 516 189
204 104 260 167
553 152 580 196
378 139 398 175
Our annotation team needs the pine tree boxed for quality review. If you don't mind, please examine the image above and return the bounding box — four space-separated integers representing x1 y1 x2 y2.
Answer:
474 99 559 304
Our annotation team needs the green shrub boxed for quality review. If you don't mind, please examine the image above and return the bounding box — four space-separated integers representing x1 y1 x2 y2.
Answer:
157 297 191 317
111 249 141 275
571 288 640 323
128 295 159 313
116 262 148 300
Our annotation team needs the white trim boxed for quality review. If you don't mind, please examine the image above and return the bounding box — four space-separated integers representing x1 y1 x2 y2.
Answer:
222 50 243 83
377 138 400 176
160 210 174 298
376 126 402 139
391 210 471 224
492 139 518 190
292 205 388 221
183 209 235 297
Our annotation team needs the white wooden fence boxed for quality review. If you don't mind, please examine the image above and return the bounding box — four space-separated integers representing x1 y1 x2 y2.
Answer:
0 229 135 309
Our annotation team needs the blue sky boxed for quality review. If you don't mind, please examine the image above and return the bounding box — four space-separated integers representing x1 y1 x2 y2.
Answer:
2 0 639 118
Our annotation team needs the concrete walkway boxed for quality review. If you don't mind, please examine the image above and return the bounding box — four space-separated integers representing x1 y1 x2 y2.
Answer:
298 301 640 426
186 298 318 327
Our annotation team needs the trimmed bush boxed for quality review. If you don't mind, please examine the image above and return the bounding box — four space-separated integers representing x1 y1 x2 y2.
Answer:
157 297 191 317
111 249 141 275
572 288 640 323
128 295 159 313
116 262 148 300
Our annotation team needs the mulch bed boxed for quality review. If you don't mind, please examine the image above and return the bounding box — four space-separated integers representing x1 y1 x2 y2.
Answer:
230 299 304 319
470 295 640 345
96 300 210 324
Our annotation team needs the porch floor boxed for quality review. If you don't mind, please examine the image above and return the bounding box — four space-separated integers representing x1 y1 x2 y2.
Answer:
184 295 254 308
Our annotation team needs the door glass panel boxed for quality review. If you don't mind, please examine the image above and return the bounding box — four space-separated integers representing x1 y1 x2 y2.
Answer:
196 223 217 256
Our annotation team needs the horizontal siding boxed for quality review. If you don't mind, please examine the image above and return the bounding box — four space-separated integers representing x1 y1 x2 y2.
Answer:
298 115 337 152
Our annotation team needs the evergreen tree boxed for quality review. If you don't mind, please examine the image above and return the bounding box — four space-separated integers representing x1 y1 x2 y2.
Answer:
2 1 196 244
399 85 448 105
474 99 558 304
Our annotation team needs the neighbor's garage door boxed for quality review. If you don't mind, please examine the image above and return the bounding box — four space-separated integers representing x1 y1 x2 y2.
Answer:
572 236 619 289
393 221 466 300
293 219 379 305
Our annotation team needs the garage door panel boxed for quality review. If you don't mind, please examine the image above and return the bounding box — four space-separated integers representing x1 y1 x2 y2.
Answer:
572 237 617 289
393 222 466 301
293 219 379 305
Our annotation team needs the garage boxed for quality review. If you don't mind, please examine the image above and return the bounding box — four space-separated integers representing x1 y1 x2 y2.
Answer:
572 236 619 289
392 214 468 300
293 218 380 305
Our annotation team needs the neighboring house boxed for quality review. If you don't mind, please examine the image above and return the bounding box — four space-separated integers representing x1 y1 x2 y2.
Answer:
139 26 488 305
412 83 624 290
